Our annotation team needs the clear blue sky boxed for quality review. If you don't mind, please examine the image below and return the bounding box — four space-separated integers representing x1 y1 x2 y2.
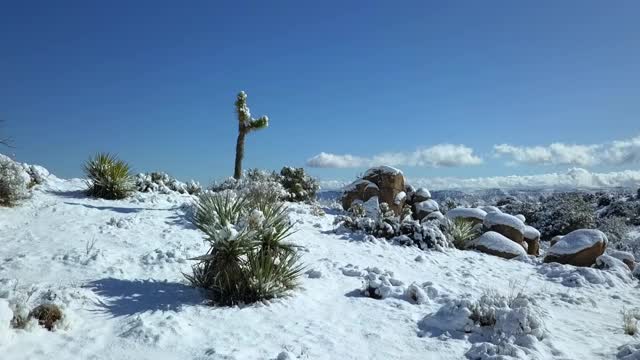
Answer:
2 1 639 184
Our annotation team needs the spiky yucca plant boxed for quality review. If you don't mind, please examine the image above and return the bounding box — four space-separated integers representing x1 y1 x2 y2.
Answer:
84 153 134 200
450 218 479 249
186 191 304 305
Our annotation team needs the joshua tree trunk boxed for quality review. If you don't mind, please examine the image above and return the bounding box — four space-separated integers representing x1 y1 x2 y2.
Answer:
234 129 246 180
232 91 269 180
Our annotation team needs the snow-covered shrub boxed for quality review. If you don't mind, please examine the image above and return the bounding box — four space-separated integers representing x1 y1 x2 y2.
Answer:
334 200 454 250
449 218 479 250
622 308 640 336
136 172 201 195
185 191 304 305
601 199 640 226
597 217 632 247
500 199 542 227
279 166 319 202
0 153 30 206
420 290 546 359
533 193 595 240
84 153 135 200
361 267 404 299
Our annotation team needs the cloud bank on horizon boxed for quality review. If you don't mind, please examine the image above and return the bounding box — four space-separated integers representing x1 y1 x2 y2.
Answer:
318 168 640 191
308 134 640 169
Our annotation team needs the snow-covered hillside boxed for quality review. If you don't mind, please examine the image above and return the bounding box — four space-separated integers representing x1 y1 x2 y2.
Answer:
1 176 639 359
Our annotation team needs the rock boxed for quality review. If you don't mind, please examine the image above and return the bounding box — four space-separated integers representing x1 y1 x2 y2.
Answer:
550 235 563 247
480 206 501 214
483 212 526 245
515 214 526 222
470 231 527 259
341 179 379 211
362 166 405 215
445 208 487 226
544 229 608 267
425 211 444 221
524 225 541 256
413 187 431 203
607 250 635 271
28 304 62 331
595 254 630 273
414 199 440 220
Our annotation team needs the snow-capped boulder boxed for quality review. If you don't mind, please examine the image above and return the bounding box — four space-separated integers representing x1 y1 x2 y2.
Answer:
515 214 526 222
544 229 607 267
424 211 444 221
470 231 527 259
524 225 541 256
479 205 501 214
445 207 487 226
413 187 431 203
341 179 379 211
550 235 564 247
362 166 405 215
607 250 635 271
414 199 439 220
595 254 630 273
483 212 526 245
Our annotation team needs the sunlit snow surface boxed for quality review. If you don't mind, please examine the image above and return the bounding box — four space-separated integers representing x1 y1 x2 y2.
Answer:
0 177 639 360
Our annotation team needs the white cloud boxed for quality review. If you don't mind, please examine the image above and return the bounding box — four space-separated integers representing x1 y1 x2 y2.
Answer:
305 152 370 168
318 168 640 191
307 144 482 169
494 135 640 167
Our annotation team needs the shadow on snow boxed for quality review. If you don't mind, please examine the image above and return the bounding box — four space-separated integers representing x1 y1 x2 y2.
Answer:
84 278 204 317
64 202 176 214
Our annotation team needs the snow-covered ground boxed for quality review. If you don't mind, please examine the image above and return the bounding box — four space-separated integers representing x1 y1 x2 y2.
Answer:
1 176 639 359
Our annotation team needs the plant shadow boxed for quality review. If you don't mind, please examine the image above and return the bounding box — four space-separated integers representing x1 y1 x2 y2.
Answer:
64 202 174 214
84 278 204 317
48 189 88 199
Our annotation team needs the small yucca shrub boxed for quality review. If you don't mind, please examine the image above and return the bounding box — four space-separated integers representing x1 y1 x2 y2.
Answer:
84 153 134 200
186 191 304 305
449 218 479 249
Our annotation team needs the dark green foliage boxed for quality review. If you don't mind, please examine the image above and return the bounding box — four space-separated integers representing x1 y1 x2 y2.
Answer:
535 193 595 240
84 153 134 199
450 218 479 249
185 191 304 305
597 216 631 248
279 166 319 202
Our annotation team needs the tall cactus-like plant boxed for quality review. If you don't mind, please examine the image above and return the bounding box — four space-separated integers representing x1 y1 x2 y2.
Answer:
233 91 269 180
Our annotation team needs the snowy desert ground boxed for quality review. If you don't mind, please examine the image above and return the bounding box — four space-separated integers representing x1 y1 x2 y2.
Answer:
1 175 639 360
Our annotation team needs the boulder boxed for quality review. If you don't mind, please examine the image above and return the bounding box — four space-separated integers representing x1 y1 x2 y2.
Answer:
414 199 440 220
470 231 527 259
341 179 379 211
524 225 541 256
550 235 563 247
483 212 526 245
412 187 431 203
362 166 406 214
607 250 635 271
543 229 607 267
445 208 487 226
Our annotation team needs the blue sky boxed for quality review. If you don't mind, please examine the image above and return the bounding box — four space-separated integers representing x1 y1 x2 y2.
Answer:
1 1 639 185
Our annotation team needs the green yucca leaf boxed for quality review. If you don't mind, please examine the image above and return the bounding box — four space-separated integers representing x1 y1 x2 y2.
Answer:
83 153 134 200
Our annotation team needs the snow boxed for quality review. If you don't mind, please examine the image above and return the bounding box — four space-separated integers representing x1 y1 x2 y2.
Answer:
0 173 639 359
445 207 487 221
394 191 406 204
363 165 403 177
479 206 501 214
471 231 527 257
524 225 541 240
607 250 635 264
547 229 608 256
415 199 439 214
483 212 526 233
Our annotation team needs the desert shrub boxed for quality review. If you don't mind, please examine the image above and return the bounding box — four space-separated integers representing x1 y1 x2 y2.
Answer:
601 199 640 226
622 308 640 336
449 218 479 250
28 304 62 331
279 167 319 202
185 191 304 305
534 193 595 240
597 216 632 247
501 200 542 226
0 154 30 206
136 172 201 195
84 153 134 199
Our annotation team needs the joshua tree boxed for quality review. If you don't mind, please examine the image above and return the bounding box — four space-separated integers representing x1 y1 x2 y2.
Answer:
233 91 269 179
